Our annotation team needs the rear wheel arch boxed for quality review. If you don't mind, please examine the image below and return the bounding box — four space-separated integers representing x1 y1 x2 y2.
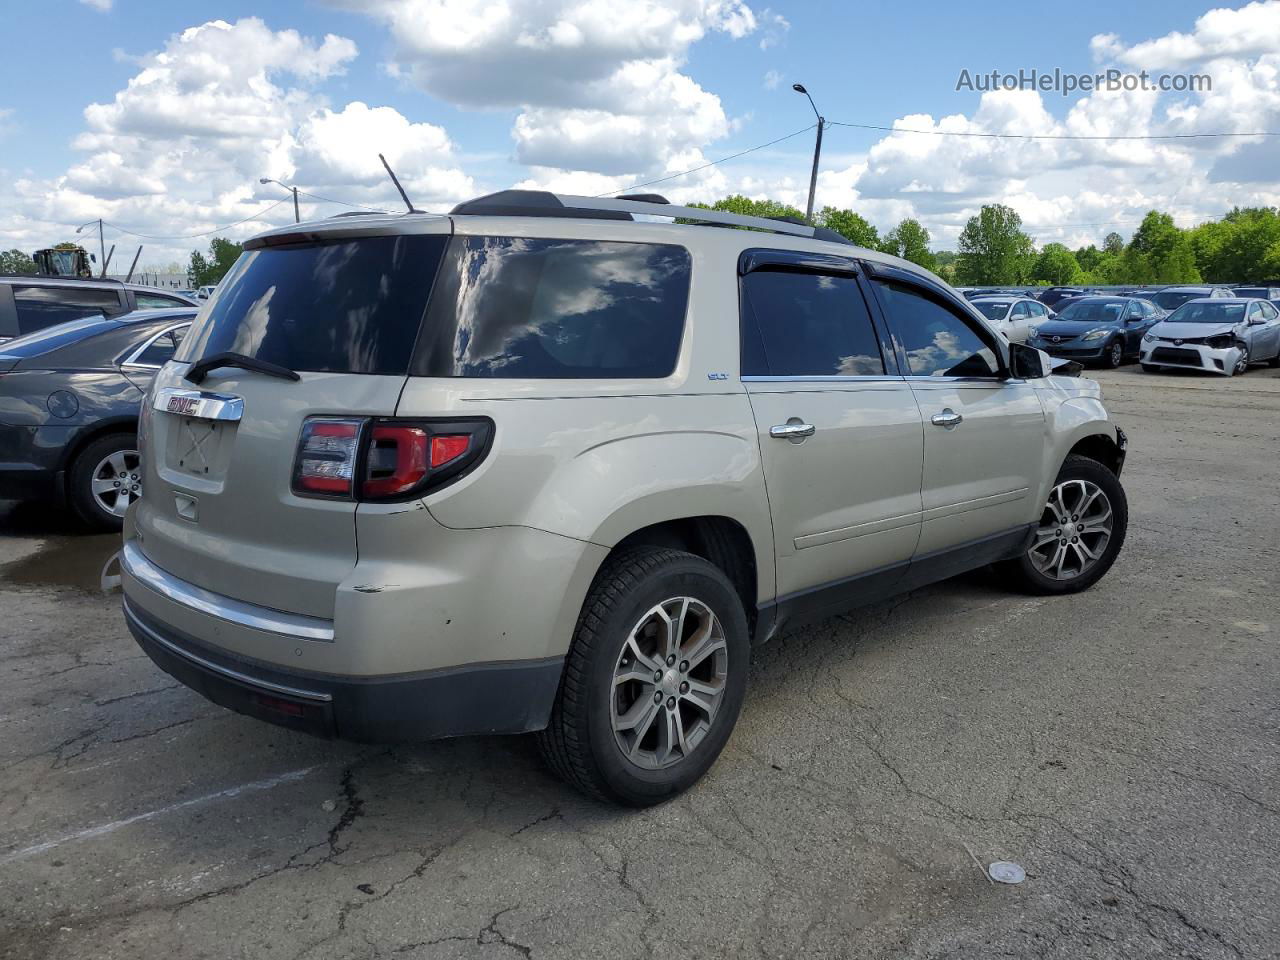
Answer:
610 516 759 634
56 417 138 483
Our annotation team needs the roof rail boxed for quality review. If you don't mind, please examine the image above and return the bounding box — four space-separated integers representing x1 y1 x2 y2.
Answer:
449 190 854 245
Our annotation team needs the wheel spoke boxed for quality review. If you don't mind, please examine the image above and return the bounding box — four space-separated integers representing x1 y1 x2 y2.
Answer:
615 695 660 735
654 708 680 766
91 477 117 495
684 631 726 672
614 663 655 687
682 678 722 717
668 598 690 661
107 452 128 476
623 635 662 673
111 490 132 516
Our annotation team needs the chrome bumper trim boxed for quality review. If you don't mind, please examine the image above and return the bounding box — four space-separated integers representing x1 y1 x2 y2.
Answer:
121 541 335 642
124 598 332 702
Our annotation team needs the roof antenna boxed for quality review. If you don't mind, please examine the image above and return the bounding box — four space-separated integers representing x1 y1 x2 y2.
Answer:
379 153 419 213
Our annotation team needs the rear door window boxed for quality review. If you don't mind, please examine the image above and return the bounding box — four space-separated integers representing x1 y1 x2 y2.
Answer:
412 237 691 378
177 235 448 375
740 269 885 377
131 325 189 366
136 293 189 308
13 285 124 333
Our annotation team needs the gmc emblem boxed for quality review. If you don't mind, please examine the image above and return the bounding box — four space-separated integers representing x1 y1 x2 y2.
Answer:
167 396 199 416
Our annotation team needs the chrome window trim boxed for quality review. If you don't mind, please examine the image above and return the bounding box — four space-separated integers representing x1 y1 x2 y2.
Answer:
903 375 1023 384
124 598 332 703
122 541 335 642
741 374 905 383
120 321 191 370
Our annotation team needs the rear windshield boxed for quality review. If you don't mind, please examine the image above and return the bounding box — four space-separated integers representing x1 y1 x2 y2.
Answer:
177 235 447 375
1150 290 1202 311
412 236 691 378
972 300 1010 320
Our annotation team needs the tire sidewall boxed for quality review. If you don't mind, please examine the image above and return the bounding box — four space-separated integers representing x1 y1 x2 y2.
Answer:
1108 340 1123 368
581 557 749 804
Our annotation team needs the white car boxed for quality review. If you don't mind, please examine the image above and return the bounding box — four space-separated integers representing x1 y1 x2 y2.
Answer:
1140 298 1280 376
968 295 1050 343
196 285 217 300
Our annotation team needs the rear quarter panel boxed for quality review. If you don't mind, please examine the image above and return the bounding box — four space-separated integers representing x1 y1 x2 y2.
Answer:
395 219 776 612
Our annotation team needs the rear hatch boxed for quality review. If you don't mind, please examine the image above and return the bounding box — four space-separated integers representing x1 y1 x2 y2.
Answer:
134 221 451 619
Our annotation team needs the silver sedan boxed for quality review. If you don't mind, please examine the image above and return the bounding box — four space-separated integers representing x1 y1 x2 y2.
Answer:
1140 298 1280 376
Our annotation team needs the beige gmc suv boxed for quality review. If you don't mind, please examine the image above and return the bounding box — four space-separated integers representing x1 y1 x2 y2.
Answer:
121 191 1128 806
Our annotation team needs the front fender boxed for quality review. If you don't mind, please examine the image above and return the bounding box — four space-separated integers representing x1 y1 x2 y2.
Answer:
1036 388 1121 503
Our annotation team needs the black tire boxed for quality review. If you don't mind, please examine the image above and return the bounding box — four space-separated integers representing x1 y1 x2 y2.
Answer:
537 547 749 806
68 432 141 531
1105 339 1124 368
998 455 1128 596
1141 363 1159 373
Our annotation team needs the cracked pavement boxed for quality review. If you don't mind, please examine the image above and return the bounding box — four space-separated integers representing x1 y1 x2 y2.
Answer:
1 366 1278 959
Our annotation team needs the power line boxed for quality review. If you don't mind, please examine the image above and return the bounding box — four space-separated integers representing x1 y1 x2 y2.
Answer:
826 120 1279 141
293 189 393 215
599 124 817 196
102 197 291 240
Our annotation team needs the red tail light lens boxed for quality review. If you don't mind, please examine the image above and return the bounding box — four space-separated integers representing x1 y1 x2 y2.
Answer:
292 418 363 498
363 425 430 498
430 434 470 468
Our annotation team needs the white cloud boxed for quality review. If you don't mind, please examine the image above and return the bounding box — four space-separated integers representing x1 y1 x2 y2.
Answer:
79 0 112 10
0 18 473 262
1102 0 1280 69
345 0 758 180
763 69 781 90
803 5 1280 248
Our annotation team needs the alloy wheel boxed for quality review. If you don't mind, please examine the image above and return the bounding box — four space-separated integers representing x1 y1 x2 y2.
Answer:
1029 479 1114 581
91 449 142 518
1110 342 1123 367
611 596 728 770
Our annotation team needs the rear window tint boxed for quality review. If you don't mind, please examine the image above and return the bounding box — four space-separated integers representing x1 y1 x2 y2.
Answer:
177 235 447 375
412 237 691 378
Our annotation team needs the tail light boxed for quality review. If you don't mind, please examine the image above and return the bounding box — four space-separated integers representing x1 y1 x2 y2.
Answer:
293 418 364 497
292 417 491 502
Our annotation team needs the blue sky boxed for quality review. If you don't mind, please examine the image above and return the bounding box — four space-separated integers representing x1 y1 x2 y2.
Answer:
1 0 1276 264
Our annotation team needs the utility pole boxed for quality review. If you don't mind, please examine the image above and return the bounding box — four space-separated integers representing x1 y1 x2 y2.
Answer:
97 219 106 276
792 84 825 224
291 186 300 224
260 177 300 223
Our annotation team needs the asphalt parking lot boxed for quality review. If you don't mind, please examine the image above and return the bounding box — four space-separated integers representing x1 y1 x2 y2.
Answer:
2 365 1277 960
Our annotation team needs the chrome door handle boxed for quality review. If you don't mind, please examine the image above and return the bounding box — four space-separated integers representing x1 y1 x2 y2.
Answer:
769 420 816 442
931 409 963 429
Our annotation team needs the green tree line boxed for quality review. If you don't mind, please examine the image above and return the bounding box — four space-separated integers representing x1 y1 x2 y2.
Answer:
686 196 1280 287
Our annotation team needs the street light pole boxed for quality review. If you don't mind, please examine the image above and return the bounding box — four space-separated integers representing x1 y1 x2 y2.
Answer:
792 84 825 224
260 177 300 223
75 218 107 277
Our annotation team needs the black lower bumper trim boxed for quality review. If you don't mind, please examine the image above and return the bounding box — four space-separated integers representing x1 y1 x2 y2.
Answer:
124 599 564 743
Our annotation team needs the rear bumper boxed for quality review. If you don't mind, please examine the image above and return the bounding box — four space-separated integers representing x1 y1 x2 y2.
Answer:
124 596 563 742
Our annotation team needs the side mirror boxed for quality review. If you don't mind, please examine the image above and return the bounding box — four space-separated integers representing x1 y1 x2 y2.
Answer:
1009 341 1051 379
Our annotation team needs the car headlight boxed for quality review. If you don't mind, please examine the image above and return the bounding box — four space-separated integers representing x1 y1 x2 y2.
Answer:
1142 333 1155 343
1081 329 1109 341
1205 333 1235 349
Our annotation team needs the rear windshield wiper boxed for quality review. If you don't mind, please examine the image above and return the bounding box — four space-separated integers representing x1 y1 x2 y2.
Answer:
184 352 301 385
